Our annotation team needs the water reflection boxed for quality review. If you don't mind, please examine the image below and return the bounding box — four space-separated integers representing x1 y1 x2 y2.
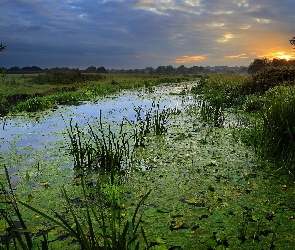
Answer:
0 85 196 155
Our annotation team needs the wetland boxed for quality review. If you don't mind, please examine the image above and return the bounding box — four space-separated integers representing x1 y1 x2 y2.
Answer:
1 73 295 249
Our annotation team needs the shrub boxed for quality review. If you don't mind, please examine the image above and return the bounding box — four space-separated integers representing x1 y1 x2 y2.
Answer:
240 66 295 95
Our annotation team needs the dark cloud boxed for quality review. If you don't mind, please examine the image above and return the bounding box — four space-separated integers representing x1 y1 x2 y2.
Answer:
0 0 294 69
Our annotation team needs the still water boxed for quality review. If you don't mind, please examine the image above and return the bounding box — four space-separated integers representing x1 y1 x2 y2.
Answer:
0 84 196 155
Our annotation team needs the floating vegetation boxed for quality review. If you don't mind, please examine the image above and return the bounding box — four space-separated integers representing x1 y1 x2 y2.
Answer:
2 77 295 249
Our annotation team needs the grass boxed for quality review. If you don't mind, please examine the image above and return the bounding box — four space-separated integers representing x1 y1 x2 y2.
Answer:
0 73 200 115
1 165 151 249
193 73 295 171
1 75 295 249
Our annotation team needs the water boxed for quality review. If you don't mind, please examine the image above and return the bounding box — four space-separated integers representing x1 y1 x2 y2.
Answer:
0 84 197 155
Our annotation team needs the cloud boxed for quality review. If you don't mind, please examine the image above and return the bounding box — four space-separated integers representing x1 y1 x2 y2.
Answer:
0 0 294 68
175 55 207 64
224 54 248 59
257 51 295 60
216 34 236 43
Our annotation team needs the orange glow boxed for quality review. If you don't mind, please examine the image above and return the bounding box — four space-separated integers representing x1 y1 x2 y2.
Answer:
276 55 292 60
224 54 248 59
258 51 295 61
175 55 206 63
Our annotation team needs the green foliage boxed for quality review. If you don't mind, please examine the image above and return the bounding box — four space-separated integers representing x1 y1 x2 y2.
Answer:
241 87 295 168
199 100 225 127
67 113 133 179
0 68 5 83
242 94 265 112
2 79 295 249
191 74 247 108
2 74 200 115
1 164 151 249
247 58 271 74
191 73 295 169
10 96 54 112
261 90 295 160
240 66 295 95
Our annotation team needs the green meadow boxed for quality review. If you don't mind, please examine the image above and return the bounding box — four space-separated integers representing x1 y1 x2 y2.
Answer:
1 69 295 249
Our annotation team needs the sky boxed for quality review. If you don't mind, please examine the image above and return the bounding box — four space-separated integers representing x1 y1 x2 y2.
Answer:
0 0 294 69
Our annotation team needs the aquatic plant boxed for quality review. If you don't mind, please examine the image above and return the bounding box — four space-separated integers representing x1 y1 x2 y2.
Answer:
1 165 151 249
67 113 133 181
199 100 225 127
242 94 265 112
0 165 47 249
261 92 295 161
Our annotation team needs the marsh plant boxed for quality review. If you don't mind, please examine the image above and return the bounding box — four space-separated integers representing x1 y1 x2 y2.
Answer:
67 102 175 179
199 100 225 127
1 165 151 250
130 102 175 147
67 113 133 180
260 92 295 162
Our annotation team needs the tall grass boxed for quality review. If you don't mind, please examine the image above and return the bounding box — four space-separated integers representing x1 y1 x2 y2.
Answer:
199 100 225 127
191 73 295 170
67 103 175 180
260 90 295 161
67 112 133 182
1 165 151 249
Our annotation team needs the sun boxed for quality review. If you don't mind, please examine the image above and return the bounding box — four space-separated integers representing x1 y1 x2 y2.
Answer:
276 54 292 60
261 51 295 61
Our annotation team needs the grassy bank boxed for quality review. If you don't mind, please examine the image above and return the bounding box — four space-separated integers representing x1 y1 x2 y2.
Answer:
0 72 200 115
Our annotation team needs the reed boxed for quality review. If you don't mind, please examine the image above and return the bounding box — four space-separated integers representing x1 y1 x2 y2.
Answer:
199 100 225 127
260 92 295 160
0 165 43 249
67 112 133 181
1 165 151 249
130 102 174 148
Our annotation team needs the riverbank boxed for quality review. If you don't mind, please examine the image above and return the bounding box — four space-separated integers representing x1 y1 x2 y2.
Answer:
0 73 200 115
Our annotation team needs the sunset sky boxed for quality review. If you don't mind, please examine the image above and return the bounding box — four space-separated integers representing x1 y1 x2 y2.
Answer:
0 0 294 69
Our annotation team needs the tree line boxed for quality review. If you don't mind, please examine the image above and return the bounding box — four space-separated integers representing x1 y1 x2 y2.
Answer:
1 66 108 74
247 58 295 74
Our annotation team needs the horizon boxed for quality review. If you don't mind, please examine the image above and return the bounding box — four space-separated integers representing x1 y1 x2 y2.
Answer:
0 1 294 69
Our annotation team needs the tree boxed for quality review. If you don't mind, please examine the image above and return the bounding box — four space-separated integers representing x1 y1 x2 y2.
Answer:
247 58 271 74
271 58 289 67
96 67 107 74
0 44 6 81
85 66 97 73
289 37 295 49
0 44 5 52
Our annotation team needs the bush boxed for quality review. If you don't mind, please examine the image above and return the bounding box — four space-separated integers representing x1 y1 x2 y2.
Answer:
240 66 295 95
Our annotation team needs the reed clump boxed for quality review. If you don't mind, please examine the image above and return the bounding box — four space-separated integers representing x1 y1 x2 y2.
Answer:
1 165 151 249
67 113 133 180
191 72 295 170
